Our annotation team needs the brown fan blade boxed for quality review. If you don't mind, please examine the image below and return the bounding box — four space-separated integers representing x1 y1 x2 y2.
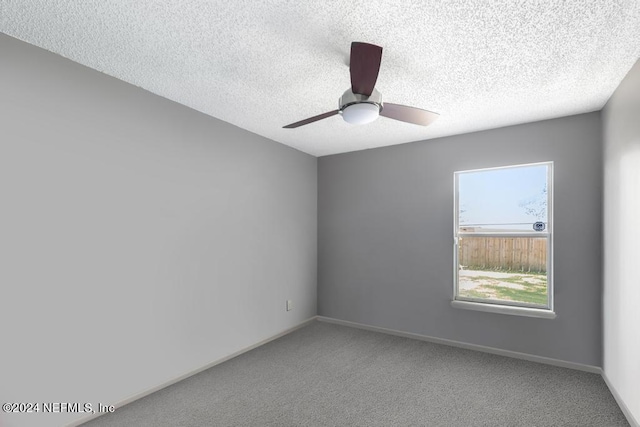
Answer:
283 110 340 129
379 103 439 126
350 42 382 97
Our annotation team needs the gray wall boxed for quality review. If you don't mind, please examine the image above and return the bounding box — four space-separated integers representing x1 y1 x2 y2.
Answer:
319 112 603 366
603 59 640 424
0 34 316 427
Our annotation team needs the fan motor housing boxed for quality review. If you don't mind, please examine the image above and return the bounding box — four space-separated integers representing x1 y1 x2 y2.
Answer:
339 88 383 112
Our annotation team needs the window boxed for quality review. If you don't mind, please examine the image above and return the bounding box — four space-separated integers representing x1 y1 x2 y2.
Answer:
453 162 554 318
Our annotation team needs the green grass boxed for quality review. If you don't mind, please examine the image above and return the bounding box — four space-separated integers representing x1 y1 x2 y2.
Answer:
464 266 547 275
459 274 548 306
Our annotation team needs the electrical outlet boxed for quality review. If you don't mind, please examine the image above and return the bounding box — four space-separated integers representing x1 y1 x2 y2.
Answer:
286 300 293 311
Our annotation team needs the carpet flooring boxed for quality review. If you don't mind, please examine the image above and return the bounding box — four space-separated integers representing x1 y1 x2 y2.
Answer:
81 320 628 426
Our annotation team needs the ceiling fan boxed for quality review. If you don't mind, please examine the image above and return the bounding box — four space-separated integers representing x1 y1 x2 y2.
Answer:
283 42 439 129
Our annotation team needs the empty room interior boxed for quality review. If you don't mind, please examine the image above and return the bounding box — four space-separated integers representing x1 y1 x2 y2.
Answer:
1 2 639 427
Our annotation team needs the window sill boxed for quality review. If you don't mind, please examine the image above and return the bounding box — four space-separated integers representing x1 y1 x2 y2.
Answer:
451 300 556 319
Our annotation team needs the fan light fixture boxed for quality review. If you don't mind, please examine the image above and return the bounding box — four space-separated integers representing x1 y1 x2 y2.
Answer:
341 103 380 125
282 42 439 129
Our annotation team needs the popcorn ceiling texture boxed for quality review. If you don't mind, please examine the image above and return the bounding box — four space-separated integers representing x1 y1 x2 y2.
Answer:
1 1 639 156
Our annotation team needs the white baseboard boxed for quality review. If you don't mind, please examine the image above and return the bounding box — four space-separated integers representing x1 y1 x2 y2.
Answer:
602 372 639 427
67 316 317 427
69 316 636 427
316 316 602 374
321 315 640 424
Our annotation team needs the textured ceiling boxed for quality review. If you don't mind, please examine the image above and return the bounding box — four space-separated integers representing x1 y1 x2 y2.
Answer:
1 1 639 156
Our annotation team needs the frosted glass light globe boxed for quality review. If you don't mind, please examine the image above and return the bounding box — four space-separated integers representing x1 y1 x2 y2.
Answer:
341 103 379 125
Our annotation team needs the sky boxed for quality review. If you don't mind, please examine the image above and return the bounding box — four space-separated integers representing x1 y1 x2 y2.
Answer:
458 163 548 231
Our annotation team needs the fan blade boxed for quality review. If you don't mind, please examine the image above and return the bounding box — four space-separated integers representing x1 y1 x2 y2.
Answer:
379 103 439 126
283 110 340 129
350 42 383 96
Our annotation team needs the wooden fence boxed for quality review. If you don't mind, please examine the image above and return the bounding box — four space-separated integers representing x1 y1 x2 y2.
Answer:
458 237 547 273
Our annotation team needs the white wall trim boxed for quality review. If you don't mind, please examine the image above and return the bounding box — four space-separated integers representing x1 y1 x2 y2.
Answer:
67 317 318 427
66 316 636 427
451 300 557 319
602 371 640 427
316 316 601 373
317 317 639 425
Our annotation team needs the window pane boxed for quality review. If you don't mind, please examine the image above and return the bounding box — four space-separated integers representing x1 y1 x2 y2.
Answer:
458 164 548 232
457 236 548 307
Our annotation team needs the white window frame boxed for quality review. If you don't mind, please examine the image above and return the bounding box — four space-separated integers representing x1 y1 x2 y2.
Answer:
452 162 555 319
